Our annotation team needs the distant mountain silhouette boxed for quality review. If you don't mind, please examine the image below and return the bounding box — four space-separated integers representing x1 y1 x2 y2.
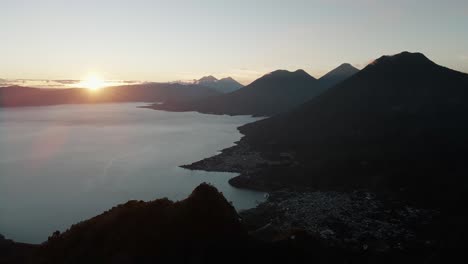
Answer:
217 77 244 92
196 75 243 93
198 75 218 83
317 63 359 90
0 83 220 107
238 51 468 206
153 69 320 116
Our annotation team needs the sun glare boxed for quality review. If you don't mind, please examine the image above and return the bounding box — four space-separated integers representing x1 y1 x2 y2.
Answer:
79 75 107 91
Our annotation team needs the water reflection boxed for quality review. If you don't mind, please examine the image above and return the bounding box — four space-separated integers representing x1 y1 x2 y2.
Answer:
0 103 265 243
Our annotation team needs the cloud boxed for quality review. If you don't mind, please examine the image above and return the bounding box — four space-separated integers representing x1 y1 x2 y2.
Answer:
36 84 69 88
122 80 141 84
1 78 145 88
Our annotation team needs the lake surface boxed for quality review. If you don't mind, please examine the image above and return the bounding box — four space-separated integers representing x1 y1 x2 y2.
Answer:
0 103 264 243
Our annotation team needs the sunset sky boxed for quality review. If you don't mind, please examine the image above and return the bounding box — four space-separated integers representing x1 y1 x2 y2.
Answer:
1 0 467 85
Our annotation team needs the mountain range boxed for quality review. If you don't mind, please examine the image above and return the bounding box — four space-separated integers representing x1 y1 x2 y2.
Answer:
196 75 243 93
1 66 357 115
152 64 358 116
0 83 220 107
235 51 468 206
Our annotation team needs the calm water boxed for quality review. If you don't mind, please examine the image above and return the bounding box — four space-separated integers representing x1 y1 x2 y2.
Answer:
0 103 264 243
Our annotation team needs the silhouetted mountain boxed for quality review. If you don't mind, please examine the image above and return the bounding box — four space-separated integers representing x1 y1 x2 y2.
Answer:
152 69 320 116
0 83 220 107
198 75 218 83
317 63 359 90
196 76 243 93
237 52 468 206
217 77 244 92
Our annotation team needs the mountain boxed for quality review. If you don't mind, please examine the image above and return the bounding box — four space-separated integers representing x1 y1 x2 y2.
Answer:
0 83 220 107
196 75 243 93
317 63 359 90
152 69 320 116
198 75 219 84
216 77 244 93
236 52 468 206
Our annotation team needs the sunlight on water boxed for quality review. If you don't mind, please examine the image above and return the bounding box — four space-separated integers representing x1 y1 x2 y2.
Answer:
0 103 265 243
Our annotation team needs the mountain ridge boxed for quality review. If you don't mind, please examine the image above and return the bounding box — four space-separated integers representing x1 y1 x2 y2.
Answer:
232 51 468 206
195 75 243 93
0 83 220 107
151 69 321 116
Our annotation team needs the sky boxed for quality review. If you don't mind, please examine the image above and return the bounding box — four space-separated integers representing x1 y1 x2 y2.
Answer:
1 0 467 85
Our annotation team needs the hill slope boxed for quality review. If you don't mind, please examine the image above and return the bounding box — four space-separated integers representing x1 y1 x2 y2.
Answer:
237 52 468 205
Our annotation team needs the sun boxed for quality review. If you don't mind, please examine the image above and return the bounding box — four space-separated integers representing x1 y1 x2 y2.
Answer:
79 75 107 91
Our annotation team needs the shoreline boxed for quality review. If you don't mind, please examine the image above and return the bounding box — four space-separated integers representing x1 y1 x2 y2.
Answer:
147 102 271 118
181 140 300 192
180 139 277 192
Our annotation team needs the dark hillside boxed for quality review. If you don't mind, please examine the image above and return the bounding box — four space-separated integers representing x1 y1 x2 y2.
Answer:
238 52 468 206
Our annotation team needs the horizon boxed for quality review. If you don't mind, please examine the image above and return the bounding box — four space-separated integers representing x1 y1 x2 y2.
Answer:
0 61 362 89
2 0 467 85
0 62 354 89
2 51 467 89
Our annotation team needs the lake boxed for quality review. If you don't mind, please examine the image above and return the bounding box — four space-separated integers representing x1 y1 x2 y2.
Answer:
0 103 265 243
